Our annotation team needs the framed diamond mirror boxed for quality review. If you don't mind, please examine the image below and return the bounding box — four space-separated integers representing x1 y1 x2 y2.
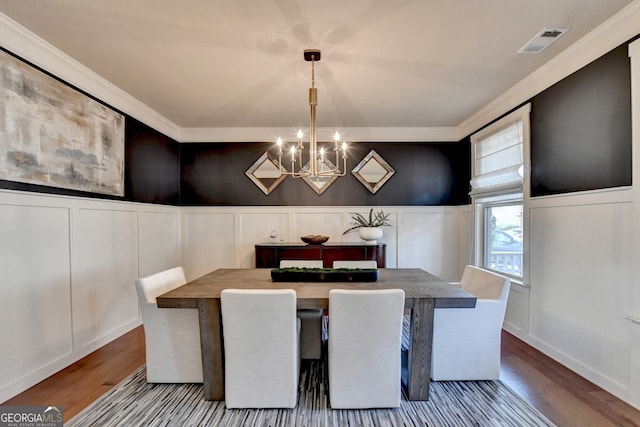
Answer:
245 152 287 195
301 159 339 195
352 150 395 194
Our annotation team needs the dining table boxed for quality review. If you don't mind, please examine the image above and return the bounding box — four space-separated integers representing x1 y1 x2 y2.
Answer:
156 268 476 401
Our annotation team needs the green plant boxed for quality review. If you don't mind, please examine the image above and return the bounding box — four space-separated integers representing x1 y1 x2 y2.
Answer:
272 267 371 273
342 208 391 235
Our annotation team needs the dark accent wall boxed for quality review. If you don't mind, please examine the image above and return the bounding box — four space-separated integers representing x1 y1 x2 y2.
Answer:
125 118 180 205
180 140 470 206
530 44 632 196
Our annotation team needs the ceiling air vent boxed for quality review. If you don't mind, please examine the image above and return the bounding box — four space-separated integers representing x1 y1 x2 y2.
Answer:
517 28 570 54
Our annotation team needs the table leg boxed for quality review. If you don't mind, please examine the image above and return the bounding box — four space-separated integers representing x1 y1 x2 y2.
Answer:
405 297 435 400
197 298 224 400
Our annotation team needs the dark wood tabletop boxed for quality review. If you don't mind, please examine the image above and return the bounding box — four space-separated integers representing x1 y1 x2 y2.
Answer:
156 268 475 310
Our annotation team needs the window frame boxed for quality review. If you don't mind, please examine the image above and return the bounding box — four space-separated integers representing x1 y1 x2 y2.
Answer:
470 104 531 286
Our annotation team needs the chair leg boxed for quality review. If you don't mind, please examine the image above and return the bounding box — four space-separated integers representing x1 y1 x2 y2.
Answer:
297 309 323 359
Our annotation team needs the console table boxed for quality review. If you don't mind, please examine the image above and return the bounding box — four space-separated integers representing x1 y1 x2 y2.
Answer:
255 242 386 268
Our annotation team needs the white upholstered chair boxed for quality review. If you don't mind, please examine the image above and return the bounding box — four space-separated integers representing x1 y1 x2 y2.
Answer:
134 266 203 383
220 289 300 409
280 260 324 359
332 260 378 268
279 259 324 268
431 265 511 381
328 289 405 409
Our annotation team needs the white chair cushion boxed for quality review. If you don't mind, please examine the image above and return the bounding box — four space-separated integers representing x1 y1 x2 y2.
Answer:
460 265 510 300
431 265 510 381
135 266 187 304
135 267 203 383
221 289 300 409
332 260 377 268
328 288 405 409
279 260 323 268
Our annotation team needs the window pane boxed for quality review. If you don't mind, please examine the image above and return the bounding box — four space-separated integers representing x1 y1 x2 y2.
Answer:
485 204 523 277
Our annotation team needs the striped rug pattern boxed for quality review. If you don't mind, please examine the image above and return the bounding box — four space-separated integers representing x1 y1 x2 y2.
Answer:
67 359 554 427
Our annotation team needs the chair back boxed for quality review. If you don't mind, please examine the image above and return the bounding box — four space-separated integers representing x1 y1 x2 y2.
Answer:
431 266 511 381
135 266 186 304
460 265 510 302
328 288 405 408
332 260 377 268
221 289 299 408
134 266 203 383
280 259 323 268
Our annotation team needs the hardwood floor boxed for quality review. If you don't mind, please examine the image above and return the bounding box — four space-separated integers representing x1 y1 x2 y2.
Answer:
2 327 145 422
3 326 640 426
500 332 640 427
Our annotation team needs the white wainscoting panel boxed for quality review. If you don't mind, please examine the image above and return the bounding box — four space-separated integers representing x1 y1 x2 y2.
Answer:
627 37 640 410
503 284 530 334
397 208 467 281
293 211 345 243
237 211 289 267
0 204 72 393
182 211 235 281
529 201 633 397
72 208 139 349
138 210 181 277
179 206 468 278
0 190 183 403
455 207 473 269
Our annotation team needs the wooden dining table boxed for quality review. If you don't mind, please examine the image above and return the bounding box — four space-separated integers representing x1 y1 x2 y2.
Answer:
156 268 476 401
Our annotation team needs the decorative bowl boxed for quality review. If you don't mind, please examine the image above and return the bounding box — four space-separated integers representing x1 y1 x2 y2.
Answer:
300 235 329 245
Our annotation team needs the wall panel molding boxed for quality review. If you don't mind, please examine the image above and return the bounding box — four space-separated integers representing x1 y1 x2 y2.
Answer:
0 203 73 398
627 36 640 409
180 205 471 281
0 189 181 403
520 198 636 408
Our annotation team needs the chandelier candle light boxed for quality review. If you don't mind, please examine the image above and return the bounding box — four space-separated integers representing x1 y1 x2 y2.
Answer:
275 49 348 178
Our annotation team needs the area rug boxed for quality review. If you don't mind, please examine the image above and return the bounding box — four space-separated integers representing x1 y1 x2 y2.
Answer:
66 360 555 427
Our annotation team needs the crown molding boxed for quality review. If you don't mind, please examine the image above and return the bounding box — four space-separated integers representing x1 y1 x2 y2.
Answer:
179 126 460 143
0 13 180 140
457 0 640 139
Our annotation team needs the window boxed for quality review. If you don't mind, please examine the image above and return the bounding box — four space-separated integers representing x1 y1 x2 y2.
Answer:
470 104 530 281
484 203 523 277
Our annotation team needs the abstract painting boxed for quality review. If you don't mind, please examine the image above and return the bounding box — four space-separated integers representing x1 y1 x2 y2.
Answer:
0 49 124 196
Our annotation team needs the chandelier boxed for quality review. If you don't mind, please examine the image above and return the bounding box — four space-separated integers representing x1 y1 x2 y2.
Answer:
275 49 347 178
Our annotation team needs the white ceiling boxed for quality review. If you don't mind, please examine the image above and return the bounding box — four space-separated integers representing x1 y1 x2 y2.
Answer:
0 0 636 141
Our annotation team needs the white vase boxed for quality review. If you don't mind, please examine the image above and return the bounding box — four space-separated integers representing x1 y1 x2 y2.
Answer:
358 227 383 244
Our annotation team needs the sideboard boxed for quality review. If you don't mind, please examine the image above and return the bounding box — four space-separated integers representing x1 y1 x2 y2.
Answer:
255 243 386 268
